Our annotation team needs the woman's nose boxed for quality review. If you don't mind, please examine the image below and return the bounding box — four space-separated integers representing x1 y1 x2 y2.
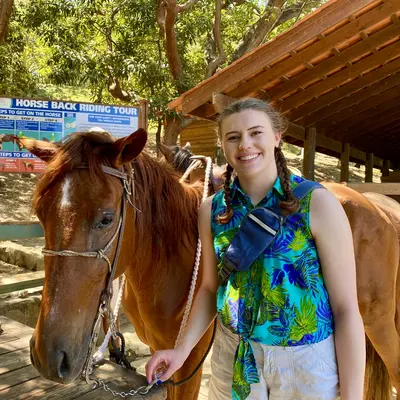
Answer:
238 139 250 150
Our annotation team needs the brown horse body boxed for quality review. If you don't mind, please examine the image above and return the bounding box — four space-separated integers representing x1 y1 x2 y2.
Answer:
24 131 212 400
165 145 400 400
24 131 400 400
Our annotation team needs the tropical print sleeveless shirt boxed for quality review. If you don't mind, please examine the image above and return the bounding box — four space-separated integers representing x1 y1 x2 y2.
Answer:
211 174 334 400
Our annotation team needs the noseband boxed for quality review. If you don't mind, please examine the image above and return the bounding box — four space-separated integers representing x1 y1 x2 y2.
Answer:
41 164 135 383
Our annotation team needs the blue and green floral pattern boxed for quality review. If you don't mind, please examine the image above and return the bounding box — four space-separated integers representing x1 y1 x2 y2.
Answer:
211 174 334 400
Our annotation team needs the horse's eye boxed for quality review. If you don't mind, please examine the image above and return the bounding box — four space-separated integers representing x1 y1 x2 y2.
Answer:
101 216 113 226
94 214 114 229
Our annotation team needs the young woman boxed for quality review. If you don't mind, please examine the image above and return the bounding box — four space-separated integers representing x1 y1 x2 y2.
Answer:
146 98 365 399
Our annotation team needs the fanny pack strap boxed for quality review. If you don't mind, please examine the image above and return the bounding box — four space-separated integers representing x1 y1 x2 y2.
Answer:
219 180 324 284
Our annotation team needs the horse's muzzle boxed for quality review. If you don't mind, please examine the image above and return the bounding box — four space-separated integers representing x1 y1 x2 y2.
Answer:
30 333 78 384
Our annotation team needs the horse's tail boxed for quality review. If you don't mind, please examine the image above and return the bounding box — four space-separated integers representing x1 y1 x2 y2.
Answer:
364 334 393 400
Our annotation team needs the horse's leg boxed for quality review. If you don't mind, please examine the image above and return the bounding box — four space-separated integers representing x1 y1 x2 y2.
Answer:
356 234 400 400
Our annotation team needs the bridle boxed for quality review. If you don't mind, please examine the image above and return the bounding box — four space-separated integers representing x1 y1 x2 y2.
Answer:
40 158 217 395
41 164 135 384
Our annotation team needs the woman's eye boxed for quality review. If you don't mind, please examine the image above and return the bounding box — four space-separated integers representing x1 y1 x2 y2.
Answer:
227 136 239 141
252 131 262 136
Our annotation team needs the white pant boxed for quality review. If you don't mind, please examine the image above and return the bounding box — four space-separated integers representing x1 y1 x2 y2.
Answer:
208 321 339 400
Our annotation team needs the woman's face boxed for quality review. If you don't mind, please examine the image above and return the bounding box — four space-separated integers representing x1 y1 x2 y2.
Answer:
221 109 281 178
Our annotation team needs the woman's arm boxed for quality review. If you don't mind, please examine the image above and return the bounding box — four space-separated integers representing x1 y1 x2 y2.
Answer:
310 188 365 400
146 195 219 382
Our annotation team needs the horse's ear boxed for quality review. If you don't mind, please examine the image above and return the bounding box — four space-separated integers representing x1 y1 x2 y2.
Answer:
183 142 191 150
16 137 59 162
113 128 147 167
157 142 175 162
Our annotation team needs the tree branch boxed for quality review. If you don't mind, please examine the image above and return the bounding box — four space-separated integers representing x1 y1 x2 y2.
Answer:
231 0 286 62
108 77 134 102
176 0 202 13
0 0 14 43
206 0 226 78
157 0 186 93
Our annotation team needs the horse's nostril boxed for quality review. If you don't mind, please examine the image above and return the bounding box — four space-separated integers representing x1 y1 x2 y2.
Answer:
56 351 69 379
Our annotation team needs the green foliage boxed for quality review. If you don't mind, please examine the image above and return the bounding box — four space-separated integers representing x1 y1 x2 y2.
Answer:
0 6 38 96
2 0 326 125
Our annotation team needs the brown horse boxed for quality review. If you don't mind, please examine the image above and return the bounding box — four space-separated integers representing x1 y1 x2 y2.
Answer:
165 145 400 400
21 130 213 400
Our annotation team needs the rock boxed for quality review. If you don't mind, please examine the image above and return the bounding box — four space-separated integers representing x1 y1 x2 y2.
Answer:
0 241 43 271
18 290 29 299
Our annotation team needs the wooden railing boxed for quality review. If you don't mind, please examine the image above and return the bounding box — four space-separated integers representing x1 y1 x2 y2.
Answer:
0 221 44 294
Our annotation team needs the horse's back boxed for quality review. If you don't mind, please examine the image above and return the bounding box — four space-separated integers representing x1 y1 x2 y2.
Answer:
322 182 399 310
362 191 400 215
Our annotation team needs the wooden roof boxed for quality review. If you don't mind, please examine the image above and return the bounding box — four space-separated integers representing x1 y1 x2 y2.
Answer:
169 0 400 165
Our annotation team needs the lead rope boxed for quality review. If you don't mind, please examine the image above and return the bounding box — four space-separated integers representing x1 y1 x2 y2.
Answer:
175 156 212 347
92 275 126 365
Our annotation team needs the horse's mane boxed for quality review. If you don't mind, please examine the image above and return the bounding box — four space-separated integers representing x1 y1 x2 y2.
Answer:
132 152 202 265
170 146 194 174
33 131 203 266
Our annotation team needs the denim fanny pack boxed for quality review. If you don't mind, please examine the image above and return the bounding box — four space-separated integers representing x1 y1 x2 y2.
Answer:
219 180 323 284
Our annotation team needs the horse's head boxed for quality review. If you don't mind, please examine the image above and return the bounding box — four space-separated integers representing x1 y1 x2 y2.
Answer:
18 129 147 384
158 141 193 173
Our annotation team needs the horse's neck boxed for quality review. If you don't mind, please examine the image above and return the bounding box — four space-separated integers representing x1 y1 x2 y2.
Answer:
126 155 202 300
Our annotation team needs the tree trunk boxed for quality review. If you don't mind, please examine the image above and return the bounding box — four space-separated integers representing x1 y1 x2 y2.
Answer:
0 0 14 42
163 115 194 145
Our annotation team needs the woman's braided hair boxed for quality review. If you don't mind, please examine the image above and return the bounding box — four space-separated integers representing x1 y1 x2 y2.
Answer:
216 98 299 224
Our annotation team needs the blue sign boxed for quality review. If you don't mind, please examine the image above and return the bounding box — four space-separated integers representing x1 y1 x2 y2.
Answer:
0 96 141 173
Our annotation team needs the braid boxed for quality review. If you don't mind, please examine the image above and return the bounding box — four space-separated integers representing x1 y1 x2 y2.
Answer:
275 146 299 215
217 164 234 224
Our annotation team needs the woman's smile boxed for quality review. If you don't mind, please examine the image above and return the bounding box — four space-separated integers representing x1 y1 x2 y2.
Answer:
237 153 261 162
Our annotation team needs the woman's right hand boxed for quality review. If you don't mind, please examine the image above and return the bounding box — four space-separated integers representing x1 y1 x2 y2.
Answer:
145 348 188 384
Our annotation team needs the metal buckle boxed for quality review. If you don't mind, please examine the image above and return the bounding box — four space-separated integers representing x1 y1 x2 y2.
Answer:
218 264 232 284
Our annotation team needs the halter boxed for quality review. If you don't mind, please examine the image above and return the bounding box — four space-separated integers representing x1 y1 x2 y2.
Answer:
41 164 135 384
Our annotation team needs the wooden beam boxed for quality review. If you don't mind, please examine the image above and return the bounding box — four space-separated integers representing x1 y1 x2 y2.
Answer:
322 91 400 133
286 122 306 141
287 57 400 122
138 100 149 131
227 0 399 99
316 134 342 154
268 22 400 102
303 126 317 180
339 108 400 141
177 0 375 114
351 122 400 148
212 93 235 114
347 183 400 195
366 152 374 182
304 73 400 126
0 271 45 295
278 40 400 113
383 159 391 177
340 143 350 182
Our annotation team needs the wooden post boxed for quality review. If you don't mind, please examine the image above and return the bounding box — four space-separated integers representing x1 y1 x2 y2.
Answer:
365 152 374 182
382 159 390 177
340 142 350 183
138 99 149 131
303 126 317 180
